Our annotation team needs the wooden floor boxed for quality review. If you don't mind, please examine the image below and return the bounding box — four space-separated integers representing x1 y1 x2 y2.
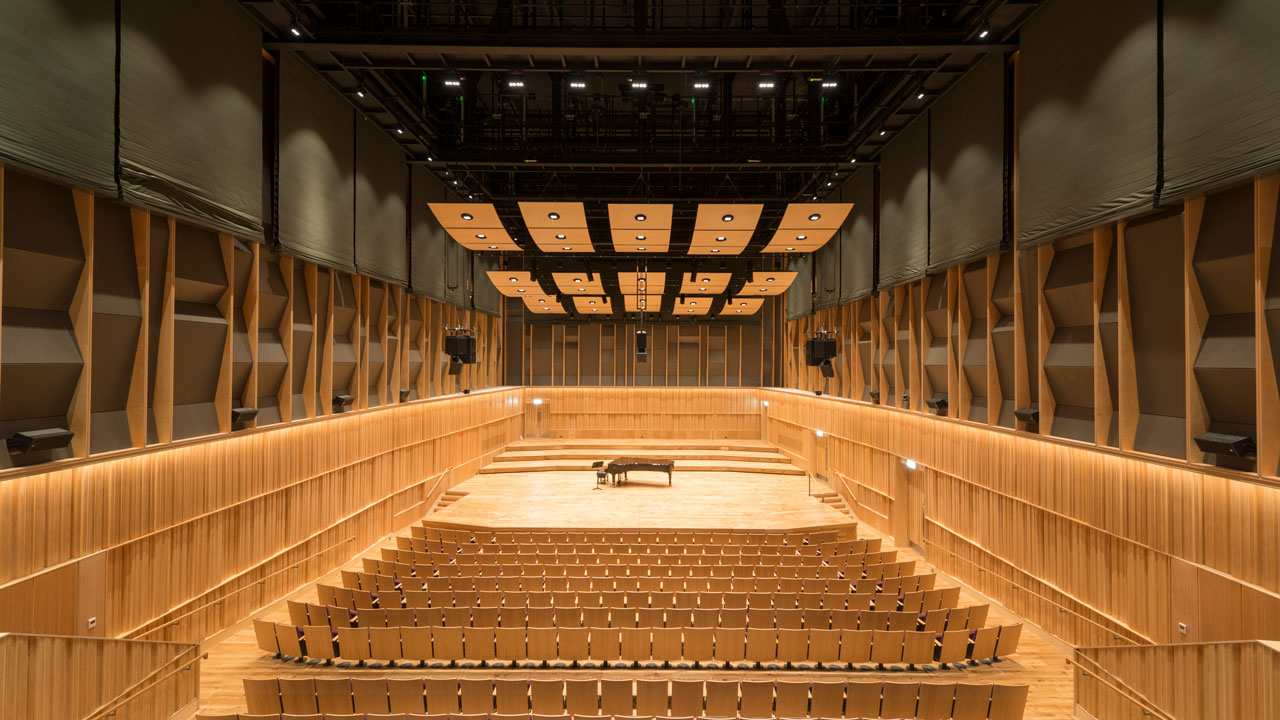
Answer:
194 439 1076 719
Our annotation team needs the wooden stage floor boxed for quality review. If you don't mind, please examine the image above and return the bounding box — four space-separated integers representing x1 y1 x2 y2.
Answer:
426 470 855 531
194 448 1076 719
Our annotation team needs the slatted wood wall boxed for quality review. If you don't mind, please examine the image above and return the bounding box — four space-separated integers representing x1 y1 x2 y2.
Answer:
761 387 1280 650
0 633 201 720
523 387 762 439
0 386 522 642
1073 640 1280 719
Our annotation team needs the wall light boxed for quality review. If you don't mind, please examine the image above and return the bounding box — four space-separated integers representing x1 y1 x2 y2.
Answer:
532 398 543 406
815 430 824 438
905 459 918 470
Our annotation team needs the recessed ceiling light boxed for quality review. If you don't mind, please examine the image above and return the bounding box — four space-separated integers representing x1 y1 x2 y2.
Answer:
592 308 598 312
979 26 990 39
785 247 795 251
715 236 727 242
690 301 697 306
573 278 582 283
577 288 585 292
699 287 707 291
759 288 767 292
797 235 808 240
879 130 886 136
637 247 646 251
722 214 734 222
635 213 646 222
589 300 597 305
766 277 775 282
452 180 458 184
735 309 742 313
397 128 404 134
808 213 821 221
487 245 497 249
461 213 473 221
548 212 560 220
710 249 721 253
562 246 572 250
635 235 646 241
538 299 546 303
740 302 747 306
917 92 925 100
517 289 526 293
509 277 518 282
475 233 486 239
556 234 566 239
688 309 694 313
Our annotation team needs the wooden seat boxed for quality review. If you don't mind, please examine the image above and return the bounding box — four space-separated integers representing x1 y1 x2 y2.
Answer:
279 678 319 714
917 683 957 720
635 679 669 717
424 679 459 715
712 628 745 665
738 680 773 718
774 680 809 717
989 684 1029 720
600 679 634 717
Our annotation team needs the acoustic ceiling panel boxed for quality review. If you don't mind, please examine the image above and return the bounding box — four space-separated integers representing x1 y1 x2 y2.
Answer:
610 229 671 253
429 202 505 229
674 298 711 315
486 270 544 296
778 202 854 230
617 272 666 294
687 230 754 255
573 296 613 314
552 272 606 295
608 203 674 229
678 272 733 294
447 226 521 251
623 294 665 312
530 227 594 252
741 271 797 295
694 204 764 232
519 201 588 228
524 295 568 313
761 225 840 253
726 297 766 315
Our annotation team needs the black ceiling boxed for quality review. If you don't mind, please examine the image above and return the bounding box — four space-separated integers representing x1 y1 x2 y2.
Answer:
239 0 1040 205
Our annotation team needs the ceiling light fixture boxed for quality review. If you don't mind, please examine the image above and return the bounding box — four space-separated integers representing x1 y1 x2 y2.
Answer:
979 25 991 39
475 234 486 239
563 246 572 251
487 245 497 249
573 278 582 283
461 213 473 221
289 22 302 36
517 289 526 293
634 213 646 222
880 130 887 136
808 213 821 221
548 212 560 220
555 234 566 239
917 92 926 100
637 247 646 251
722 214 734 222
635 235 646 241
396 128 404 134
766 277 775 282
785 247 795 251
355 86 365 98
715 236 727 242
509 277 518 282
797 235 808 240
711 249 721 253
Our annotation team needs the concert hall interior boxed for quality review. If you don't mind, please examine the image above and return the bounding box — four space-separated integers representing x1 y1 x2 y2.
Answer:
1 1 1279 719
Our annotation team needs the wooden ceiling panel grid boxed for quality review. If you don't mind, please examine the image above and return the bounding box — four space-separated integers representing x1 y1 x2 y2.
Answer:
726 297 766 315
428 202 504 229
529 227 594 253
610 228 672 253
617 272 667 294
573 296 613 314
607 203 674 229
519 201 588 228
447 226 521 251
694 203 764 232
687 229 754 255
674 297 711 315
486 270 544 296
623 294 665 312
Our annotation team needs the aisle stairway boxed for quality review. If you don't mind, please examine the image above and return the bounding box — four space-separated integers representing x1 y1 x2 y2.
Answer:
814 490 855 519
480 438 804 476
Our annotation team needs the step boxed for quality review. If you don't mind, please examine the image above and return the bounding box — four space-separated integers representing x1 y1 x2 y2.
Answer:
492 448 792 463
479 458 805 476
506 439 777 453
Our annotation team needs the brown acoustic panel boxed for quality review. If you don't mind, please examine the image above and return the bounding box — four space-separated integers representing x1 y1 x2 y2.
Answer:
256 255 288 424
678 326 700 387
0 308 81 420
91 200 143 453
1099 241 1120 446
1126 209 1186 459
991 253 1017 428
963 264 989 423
530 324 553 386
741 323 762 387
231 245 254 404
599 325 616 387
291 263 314 419
857 303 874 401
578 324 600 386
724 326 741 386
896 293 912 407
707 326 727 387
563 326 580 385
1017 250 1040 408
1044 241 1094 442
172 223 227 440
880 294 897 405
366 284 385 406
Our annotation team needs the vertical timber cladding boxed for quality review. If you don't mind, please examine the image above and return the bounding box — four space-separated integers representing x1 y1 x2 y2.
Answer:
760 387 1280 649
527 387 761 440
522 320 767 387
0 388 523 641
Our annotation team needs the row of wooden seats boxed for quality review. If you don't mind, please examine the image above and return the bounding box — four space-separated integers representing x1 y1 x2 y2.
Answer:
253 621 1022 668
293 602 986 633
238 677 1026 720
198 715 971 720
414 528 856 547
358 566 931 594
400 537 880 558
400 554 895 572
370 561 918 583
319 576 939 612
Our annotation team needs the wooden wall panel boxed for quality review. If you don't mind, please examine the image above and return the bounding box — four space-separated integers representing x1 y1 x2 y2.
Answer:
0 633 200 720
761 387 1280 649
531 387 760 439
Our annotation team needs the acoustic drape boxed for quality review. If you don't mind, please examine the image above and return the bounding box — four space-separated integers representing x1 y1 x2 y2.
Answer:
929 55 1005 270
119 0 263 237
410 165 452 302
279 54 356 273
786 253 815 320
1018 0 1158 247
0 0 116 193
1163 0 1280 200
878 116 930 288
354 118 408 285
472 255 502 317
838 169 876 303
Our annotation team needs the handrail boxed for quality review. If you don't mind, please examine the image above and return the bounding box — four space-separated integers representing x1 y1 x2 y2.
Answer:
79 647 205 720
1067 653 1175 720
128 467 450 639
921 536 1147 646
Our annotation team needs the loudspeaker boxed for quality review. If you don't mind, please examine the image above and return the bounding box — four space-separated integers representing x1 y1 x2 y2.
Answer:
1193 432 1256 458
332 394 354 413
448 359 464 376
636 330 648 357
230 407 259 423
925 395 948 414
6 428 73 454
869 390 881 403
445 333 477 364
1014 407 1039 424
818 360 834 378
805 336 838 366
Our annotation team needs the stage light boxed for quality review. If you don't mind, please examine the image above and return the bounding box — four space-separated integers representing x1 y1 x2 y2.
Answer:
711 249 721 253
757 73 777 91
506 72 526 90
568 74 588 91
629 74 650 90
849 158 857 163
289 22 302 36
820 73 840 90
926 395 949 414
979 25 991 39
355 85 365 98
905 459 918 470
443 72 463 87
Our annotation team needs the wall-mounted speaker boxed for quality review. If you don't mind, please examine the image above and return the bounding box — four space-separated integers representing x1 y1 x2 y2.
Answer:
332 394 354 413
1193 432 1256 459
399 388 412 403
230 407 259 424
926 395 948 414
7 428 74 454
869 390 881 402
1014 407 1040 425
805 336 838 366
444 333 477 364
818 361 834 378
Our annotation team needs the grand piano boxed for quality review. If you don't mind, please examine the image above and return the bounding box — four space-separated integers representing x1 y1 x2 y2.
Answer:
596 457 674 486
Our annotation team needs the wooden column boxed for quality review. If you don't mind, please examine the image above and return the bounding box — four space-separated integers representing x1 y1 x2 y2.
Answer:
892 286 905 406
1117 220 1139 451
276 255 294 423
240 242 260 424
127 209 150 447
1184 195 1209 463
1256 173 1280 478
1013 250 1031 431
986 254 1002 427
154 217 176 444
908 283 921 412
351 275 366 408
215 234 235 433
376 282 389 405
68 189 94 457
397 288 409 400
945 267 960 419
1093 225 1115 446
416 296 428 398
1036 243 1056 436
302 263 318 418
319 270 334 416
